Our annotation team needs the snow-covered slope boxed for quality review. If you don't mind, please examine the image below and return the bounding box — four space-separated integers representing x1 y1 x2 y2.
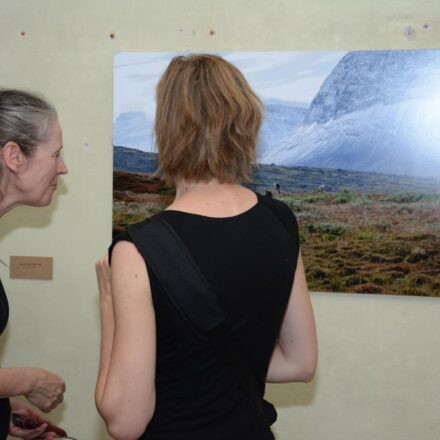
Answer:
258 101 307 157
262 50 440 179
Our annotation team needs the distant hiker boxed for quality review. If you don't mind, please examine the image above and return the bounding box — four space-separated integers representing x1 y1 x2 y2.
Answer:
275 182 281 194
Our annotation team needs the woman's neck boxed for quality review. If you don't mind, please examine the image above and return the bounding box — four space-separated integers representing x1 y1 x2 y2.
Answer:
0 197 19 217
175 179 235 200
0 175 21 217
169 179 256 218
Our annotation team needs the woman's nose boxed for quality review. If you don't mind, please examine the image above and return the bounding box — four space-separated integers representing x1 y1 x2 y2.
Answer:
58 158 68 175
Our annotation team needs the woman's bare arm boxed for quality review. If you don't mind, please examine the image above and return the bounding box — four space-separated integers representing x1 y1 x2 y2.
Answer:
266 251 318 383
95 241 156 440
95 255 115 410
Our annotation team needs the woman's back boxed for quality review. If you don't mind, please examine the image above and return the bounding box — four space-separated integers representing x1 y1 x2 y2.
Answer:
113 191 300 439
96 54 316 440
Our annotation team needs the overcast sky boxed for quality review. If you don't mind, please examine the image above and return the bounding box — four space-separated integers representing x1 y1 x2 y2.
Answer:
113 51 347 121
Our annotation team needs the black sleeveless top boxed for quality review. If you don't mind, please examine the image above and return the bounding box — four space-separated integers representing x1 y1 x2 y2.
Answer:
0 280 11 440
110 193 300 440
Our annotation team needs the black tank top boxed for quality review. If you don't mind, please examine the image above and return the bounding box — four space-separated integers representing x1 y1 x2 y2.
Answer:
0 280 11 440
110 193 300 440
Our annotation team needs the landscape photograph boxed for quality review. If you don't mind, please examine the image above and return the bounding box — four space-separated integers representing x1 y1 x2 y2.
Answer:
113 50 440 297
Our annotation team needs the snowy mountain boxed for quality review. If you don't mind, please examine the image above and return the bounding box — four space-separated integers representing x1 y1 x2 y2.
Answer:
262 50 440 179
258 100 307 157
113 111 154 151
114 102 308 158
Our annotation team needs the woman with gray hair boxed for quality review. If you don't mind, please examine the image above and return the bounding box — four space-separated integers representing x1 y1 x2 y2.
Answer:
0 90 68 439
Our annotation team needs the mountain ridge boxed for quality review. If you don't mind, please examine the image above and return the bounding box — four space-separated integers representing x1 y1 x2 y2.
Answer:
114 146 440 194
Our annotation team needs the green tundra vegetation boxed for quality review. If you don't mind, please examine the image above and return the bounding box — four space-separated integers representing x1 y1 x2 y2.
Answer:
278 192 440 296
113 171 440 297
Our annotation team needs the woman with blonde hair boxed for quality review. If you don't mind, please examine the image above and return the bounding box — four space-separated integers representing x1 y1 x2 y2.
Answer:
96 54 317 440
0 89 68 439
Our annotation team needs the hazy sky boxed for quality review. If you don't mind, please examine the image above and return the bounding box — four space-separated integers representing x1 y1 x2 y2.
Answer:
113 51 347 121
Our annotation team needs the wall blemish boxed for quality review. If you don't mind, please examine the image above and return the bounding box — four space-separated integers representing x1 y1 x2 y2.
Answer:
403 25 416 40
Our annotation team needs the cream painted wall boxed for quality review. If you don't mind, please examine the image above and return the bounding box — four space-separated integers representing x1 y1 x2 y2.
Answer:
0 1 439 439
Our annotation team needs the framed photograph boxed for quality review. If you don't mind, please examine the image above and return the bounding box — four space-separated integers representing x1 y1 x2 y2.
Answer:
113 50 440 296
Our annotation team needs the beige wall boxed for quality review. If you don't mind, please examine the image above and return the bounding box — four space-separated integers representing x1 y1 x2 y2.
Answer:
0 1 439 439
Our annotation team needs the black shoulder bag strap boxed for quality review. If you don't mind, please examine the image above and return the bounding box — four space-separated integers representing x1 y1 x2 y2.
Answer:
127 215 264 415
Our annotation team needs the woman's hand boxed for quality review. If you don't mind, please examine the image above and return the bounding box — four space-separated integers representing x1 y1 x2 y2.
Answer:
96 255 112 303
9 399 59 439
24 369 65 413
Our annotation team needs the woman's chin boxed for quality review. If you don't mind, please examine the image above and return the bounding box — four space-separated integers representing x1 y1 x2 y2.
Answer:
27 194 54 208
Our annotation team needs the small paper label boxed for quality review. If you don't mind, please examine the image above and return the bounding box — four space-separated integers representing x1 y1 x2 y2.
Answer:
10 256 53 280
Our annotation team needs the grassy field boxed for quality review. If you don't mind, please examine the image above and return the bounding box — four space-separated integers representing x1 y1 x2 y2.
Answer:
277 191 440 296
113 171 440 297
113 171 175 235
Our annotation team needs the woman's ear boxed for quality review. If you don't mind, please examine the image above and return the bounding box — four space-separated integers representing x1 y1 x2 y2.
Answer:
1 142 25 173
